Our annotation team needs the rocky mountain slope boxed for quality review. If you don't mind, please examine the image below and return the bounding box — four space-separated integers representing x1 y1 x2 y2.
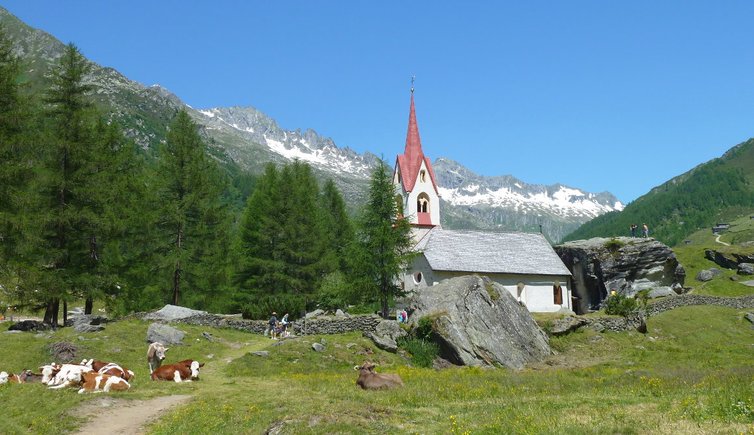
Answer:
0 6 622 242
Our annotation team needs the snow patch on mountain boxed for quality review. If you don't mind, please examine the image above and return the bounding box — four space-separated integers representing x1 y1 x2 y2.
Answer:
438 184 623 219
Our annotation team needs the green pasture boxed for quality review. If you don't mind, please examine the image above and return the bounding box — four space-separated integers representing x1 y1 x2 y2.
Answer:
1 304 753 434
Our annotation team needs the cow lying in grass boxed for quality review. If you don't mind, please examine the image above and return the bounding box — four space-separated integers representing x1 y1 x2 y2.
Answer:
354 362 403 390
73 371 130 394
40 363 93 389
0 370 44 384
151 359 204 382
81 359 135 381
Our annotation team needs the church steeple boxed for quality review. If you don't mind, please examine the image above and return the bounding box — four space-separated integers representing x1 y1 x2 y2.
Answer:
393 79 440 229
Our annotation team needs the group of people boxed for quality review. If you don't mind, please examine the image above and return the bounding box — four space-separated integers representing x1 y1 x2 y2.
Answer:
395 309 408 323
267 312 290 339
629 223 650 238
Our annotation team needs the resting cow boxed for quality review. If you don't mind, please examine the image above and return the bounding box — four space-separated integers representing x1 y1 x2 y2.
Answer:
81 359 134 381
0 371 21 384
75 371 130 394
42 363 93 389
147 342 168 374
151 360 204 382
354 362 403 390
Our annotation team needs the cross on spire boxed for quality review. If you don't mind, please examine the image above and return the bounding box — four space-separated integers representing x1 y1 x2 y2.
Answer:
411 74 415 94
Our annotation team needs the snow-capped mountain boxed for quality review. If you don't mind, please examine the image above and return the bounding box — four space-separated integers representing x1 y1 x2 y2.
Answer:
0 5 621 242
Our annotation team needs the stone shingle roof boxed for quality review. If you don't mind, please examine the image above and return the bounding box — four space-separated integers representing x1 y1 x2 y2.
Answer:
417 228 571 276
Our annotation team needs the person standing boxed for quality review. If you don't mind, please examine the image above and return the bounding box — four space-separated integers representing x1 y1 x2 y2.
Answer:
630 224 637 237
268 312 278 339
642 223 649 238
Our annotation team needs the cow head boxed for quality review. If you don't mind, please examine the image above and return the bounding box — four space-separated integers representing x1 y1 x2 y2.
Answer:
189 361 204 379
40 363 61 384
148 342 168 361
354 362 377 374
0 371 8 384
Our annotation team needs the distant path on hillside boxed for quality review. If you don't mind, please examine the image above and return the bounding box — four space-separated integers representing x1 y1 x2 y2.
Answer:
74 394 192 435
714 234 730 246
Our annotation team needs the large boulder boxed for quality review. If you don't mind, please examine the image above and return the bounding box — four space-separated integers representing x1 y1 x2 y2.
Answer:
146 323 185 345
8 320 51 332
406 275 551 369
705 249 754 271
143 305 207 322
696 268 722 282
364 319 407 352
738 263 754 275
555 237 686 314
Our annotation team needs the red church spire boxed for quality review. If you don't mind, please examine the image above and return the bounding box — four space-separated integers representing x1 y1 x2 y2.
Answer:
404 85 423 158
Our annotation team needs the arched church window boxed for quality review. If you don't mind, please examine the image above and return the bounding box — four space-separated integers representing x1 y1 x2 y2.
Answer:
420 170 427 183
417 193 430 213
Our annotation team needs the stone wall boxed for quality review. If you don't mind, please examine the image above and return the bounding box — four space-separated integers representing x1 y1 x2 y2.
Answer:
174 313 382 336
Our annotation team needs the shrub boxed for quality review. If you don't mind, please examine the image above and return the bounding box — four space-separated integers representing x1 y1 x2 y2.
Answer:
398 336 439 368
603 293 638 317
604 238 625 254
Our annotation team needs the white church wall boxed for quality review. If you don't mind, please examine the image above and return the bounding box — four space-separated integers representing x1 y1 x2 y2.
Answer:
404 261 571 313
404 160 440 225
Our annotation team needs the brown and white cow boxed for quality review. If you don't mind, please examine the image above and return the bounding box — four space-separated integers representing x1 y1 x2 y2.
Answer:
354 362 403 390
150 360 204 383
147 342 168 374
19 369 44 383
0 371 21 384
75 371 130 394
43 363 93 389
81 359 134 381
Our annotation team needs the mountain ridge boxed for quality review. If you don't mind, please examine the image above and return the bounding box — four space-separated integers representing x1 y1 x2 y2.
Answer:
0 5 622 242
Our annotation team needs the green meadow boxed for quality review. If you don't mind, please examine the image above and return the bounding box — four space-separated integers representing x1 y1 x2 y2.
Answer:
1 304 753 434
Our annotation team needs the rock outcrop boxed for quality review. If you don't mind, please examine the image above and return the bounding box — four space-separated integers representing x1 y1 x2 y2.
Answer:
704 249 754 272
364 319 407 352
555 237 685 314
406 275 551 369
143 305 207 322
146 323 185 345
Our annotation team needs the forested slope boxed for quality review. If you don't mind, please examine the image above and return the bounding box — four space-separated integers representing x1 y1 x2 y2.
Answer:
564 139 754 246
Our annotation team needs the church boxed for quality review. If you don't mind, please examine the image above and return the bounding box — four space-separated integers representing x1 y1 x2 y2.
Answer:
393 86 573 313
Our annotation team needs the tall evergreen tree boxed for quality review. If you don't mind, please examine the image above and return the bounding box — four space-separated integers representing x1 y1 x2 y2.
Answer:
34 43 96 325
155 110 226 306
235 161 328 318
352 161 414 318
319 179 355 274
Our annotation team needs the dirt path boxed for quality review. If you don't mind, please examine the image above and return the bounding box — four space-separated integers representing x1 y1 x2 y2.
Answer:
74 394 192 435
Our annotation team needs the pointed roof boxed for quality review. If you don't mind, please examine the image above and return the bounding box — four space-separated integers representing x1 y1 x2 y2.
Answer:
395 91 439 194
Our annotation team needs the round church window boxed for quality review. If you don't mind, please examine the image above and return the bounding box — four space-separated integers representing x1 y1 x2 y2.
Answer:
413 272 423 284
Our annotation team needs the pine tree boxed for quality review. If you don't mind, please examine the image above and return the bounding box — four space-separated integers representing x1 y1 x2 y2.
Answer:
34 43 95 325
319 178 354 274
352 161 414 318
155 110 227 306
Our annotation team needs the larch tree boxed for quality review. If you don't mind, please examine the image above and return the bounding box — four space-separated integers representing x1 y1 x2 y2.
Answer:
155 109 225 306
352 161 414 318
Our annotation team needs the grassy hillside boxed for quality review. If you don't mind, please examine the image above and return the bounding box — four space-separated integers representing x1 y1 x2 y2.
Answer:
2 309 753 434
564 139 754 246
673 213 754 297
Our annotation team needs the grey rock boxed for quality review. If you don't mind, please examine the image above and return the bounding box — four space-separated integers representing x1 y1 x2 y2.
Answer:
305 309 325 319
335 309 348 318
705 249 754 270
648 287 676 299
146 323 185 345
143 305 207 322
8 320 50 332
745 313 754 324
738 263 754 275
555 237 685 314
671 283 687 294
407 275 551 369
550 316 588 336
74 323 105 333
730 275 740 281
252 351 269 357
696 268 722 282
311 342 325 352
741 280 754 287
70 314 108 333
590 322 606 333
4 330 22 334
364 320 407 352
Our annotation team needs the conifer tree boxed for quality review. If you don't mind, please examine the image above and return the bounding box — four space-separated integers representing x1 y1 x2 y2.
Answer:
319 179 354 274
34 43 96 325
155 110 226 306
352 161 414 318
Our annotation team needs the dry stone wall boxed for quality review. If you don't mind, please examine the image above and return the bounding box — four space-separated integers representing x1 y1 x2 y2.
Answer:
172 313 382 336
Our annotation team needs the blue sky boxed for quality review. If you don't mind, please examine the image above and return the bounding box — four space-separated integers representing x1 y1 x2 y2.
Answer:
4 1 754 203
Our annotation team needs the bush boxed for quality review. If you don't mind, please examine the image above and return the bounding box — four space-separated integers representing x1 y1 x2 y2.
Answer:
603 293 638 317
398 337 439 368
315 271 354 311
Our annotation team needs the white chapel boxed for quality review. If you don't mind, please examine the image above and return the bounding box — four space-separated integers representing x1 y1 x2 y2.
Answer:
393 86 573 313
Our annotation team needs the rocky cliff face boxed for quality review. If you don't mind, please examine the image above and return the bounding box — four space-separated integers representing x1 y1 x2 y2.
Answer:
555 237 686 314
406 275 551 369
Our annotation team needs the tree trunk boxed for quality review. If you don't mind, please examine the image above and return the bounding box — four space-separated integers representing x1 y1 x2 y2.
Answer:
85 297 93 315
51 298 60 327
43 300 55 324
63 300 68 326
173 263 181 305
